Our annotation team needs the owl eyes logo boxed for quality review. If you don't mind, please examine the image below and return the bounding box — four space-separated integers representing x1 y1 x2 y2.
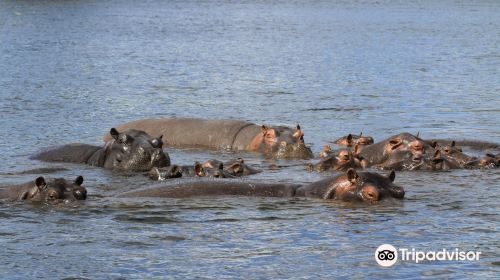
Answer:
375 244 398 267
375 244 482 266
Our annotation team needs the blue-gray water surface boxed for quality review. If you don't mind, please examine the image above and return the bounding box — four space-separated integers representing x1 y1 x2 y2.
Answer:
0 0 499 279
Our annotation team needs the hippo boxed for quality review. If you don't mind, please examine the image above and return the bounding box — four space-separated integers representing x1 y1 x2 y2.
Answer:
296 169 404 202
202 158 261 176
307 150 364 172
432 141 478 168
425 139 499 151
463 153 500 169
118 169 405 203
357 132 433 169
103 118 314 159
0 176 87 202
334 133 374 147
32 128 170 172
373 149 460 171
148 162 236 181
477 153 500 168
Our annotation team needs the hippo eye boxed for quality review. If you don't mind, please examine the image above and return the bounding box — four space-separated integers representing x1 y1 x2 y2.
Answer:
48 192 59 200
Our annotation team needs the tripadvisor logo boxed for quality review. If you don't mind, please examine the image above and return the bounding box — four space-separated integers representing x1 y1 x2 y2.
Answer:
375 244 398 267
375 244 482 267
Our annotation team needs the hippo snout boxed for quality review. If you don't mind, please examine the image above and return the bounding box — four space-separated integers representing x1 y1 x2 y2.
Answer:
388 185 405 199
72 188 87 200
151 149 170 167
412 154 423 163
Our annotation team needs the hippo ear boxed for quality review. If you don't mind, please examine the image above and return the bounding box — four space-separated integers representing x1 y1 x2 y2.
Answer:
194 162 204 177
359 132 363 137
416 132 420 138
388 170 396 182
110 128 120 140
35 176 47 191
430 141 438 148
346 134 353 145
296 124 301 130
217 163 224 170
74 176 84 186
433 149 441 159
236 157 244 163
352 143 361 156
152 135 163 148
346 168 358 184
261 125 268 134
451 141 456 147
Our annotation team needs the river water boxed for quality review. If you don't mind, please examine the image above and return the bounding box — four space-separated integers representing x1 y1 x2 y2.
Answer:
0 0 499 279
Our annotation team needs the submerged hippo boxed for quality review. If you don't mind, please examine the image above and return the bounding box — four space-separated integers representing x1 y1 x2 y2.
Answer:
118 169 405 203
0 176 87 202
432 141 478 168
307 150 364 172
357 132 433 170
202 158 261 176
373 149 460 171
32 128 170 172
334 133 374 147
149 162 236 181
103 118 314 159
463 153 500 169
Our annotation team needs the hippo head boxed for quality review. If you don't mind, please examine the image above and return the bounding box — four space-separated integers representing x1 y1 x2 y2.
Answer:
385 133 427 157
20 176 87 202
271 140 314 160
311 150 359 172
335 133 374 147
224 158 261 176
433 141 477 167
255 125 313 159
324 169 405 203
463 153 500 169
197 162 235 178
477 153 500 168
104 128 170 171
358 133 431 168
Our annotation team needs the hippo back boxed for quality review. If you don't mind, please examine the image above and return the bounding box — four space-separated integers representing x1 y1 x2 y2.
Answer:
105 118 255 150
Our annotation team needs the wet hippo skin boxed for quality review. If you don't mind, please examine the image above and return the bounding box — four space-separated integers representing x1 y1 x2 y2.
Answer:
103 118 314 159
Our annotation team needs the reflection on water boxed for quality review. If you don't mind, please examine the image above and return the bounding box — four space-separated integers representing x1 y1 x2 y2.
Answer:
0 0 499 278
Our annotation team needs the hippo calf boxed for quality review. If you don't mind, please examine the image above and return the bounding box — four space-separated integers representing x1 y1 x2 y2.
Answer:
32 128 170 172
119 169 404 203
103 118 314 159
0 176 87 202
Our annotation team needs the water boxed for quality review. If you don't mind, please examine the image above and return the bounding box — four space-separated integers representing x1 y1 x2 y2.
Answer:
0 0 499 278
